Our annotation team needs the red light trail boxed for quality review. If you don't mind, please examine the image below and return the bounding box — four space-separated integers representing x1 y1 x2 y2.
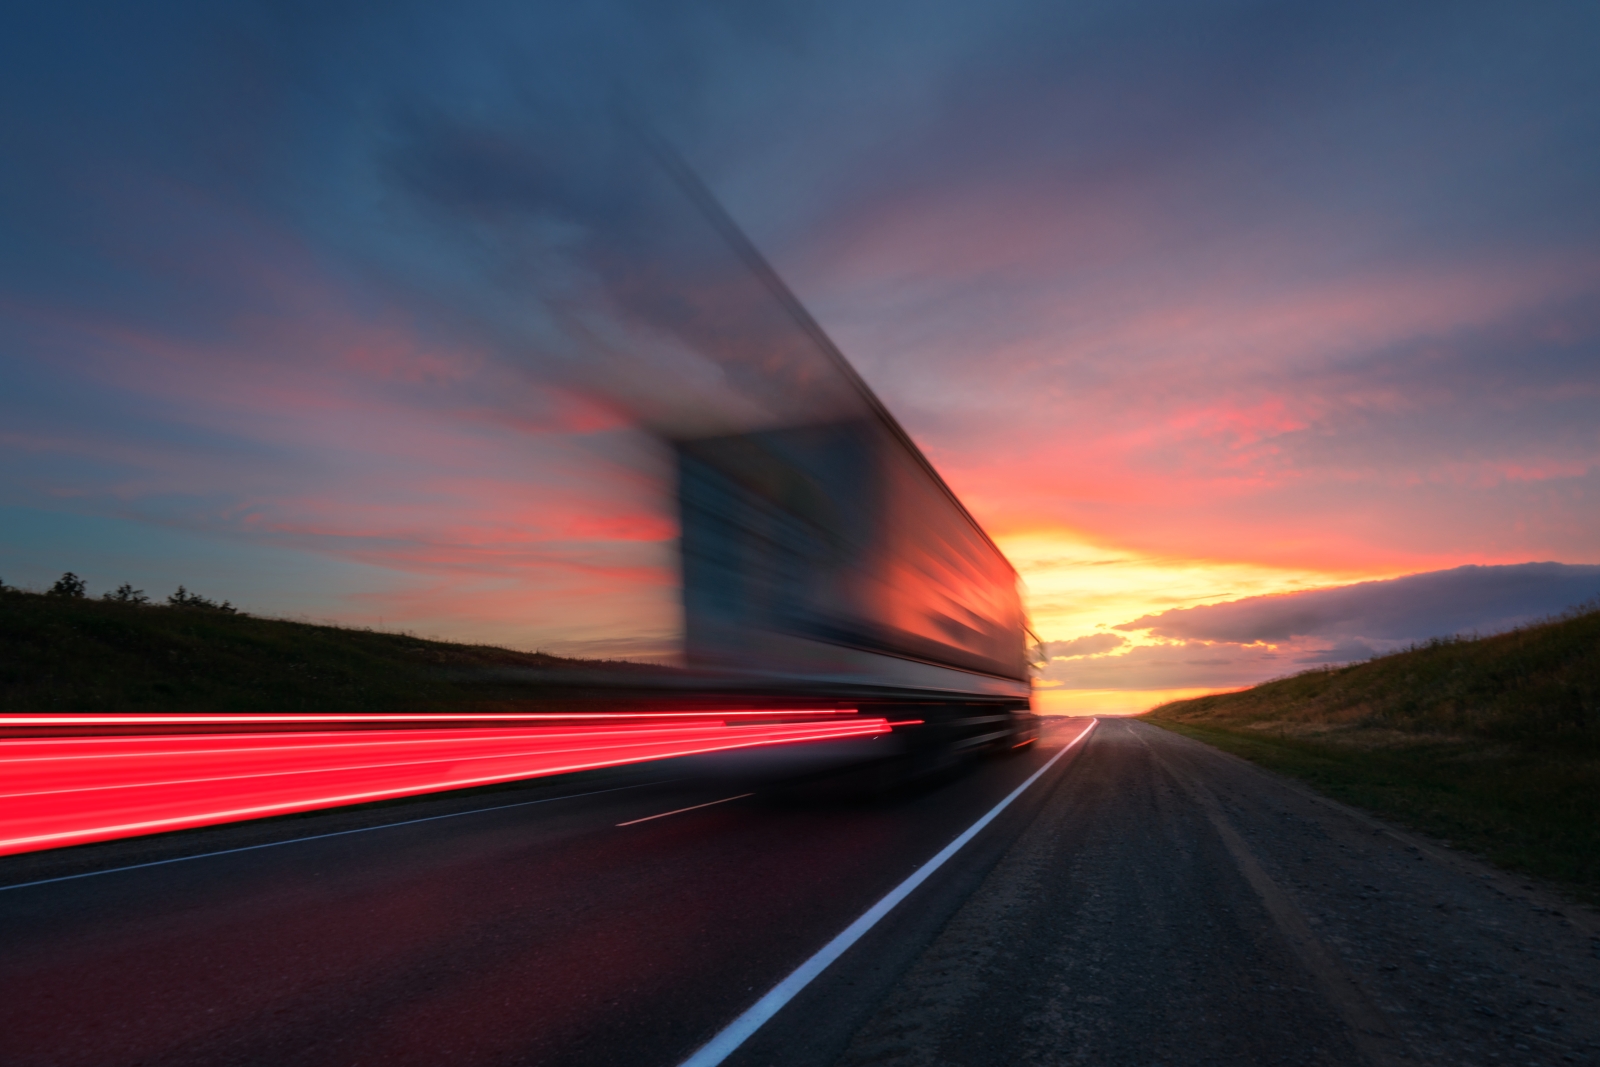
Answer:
0 710 853 729
0 715 891 858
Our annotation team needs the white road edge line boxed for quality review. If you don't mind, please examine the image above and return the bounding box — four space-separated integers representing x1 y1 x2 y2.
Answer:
0 780 670 893
677 717 1099 1067
617 793 755 827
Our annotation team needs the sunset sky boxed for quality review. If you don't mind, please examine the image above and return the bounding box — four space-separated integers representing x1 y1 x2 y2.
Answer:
3 1 1598 713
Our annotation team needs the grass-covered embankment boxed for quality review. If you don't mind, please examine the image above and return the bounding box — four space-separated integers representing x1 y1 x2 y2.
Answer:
0 587 665 713
1145 605 1600 901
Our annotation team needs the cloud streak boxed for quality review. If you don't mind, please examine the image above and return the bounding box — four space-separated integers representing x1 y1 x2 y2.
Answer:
1043 633 1126 660
1117 563 1600 646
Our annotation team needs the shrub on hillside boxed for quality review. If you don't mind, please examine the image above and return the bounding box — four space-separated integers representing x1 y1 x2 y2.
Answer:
104 584 150 604
167 585 239 613
48 572 87 598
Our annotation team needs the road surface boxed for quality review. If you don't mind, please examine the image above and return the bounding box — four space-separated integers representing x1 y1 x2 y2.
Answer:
827 720 1600 1067
2 718 1596 1067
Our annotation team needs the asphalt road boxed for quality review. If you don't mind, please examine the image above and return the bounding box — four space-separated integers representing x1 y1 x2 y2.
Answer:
825 719 1600 1067
0 719 1091 1067
3 717 1597 1067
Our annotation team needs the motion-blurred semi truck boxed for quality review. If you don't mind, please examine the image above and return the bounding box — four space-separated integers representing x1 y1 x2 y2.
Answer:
676 414 1038 779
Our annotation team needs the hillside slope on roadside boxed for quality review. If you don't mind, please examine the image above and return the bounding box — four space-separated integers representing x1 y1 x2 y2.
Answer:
0 589 669 713
1146 605 1600 901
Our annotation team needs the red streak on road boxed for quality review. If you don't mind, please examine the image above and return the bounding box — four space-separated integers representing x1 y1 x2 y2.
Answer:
1 710 852 728
0 717 891 857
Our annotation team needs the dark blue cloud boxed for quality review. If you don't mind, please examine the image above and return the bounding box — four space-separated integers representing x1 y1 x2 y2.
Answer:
1117 563 1600 645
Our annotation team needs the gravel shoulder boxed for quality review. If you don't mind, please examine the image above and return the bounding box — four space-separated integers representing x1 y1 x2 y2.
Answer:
834 718 1600 1067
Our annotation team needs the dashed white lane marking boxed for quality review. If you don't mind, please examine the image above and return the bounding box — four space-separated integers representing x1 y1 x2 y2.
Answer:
0 780 669 893
676 718 1098 1067
617 793 755 827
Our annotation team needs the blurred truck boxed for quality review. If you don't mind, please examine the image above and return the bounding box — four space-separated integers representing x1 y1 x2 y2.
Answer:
676 414 1038 780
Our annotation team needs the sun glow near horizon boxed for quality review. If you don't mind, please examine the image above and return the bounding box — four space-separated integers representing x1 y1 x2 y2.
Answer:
995 528 1415 709
996 528 1386 647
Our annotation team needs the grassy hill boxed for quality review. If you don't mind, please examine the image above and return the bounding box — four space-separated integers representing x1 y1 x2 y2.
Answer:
1146 605 1600 900
0 587 671 714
